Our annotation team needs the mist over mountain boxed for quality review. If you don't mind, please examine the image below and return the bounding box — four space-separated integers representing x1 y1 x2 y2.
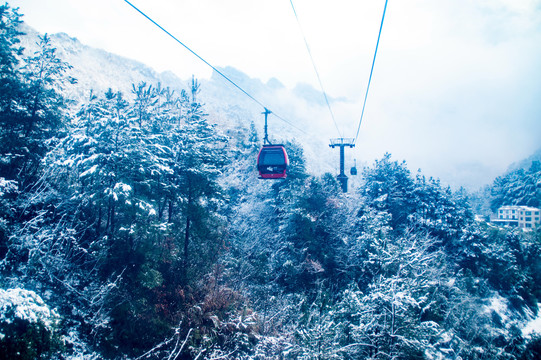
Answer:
507 147 541 173
20 23 350 177
19 23 189 102
18 22 538 189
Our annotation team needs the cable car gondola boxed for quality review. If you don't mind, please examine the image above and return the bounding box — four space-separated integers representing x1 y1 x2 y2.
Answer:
350 159 358 176
257 144 289 179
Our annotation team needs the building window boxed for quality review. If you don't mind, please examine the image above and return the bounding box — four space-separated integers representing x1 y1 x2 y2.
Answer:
526 217 532 222
526 211 532 215
526 223 532 228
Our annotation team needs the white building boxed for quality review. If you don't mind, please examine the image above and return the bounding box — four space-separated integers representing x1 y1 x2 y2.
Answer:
496 205 541 229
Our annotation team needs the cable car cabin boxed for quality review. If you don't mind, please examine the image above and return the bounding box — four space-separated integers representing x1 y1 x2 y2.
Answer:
257 145 289 179
350 159 358 176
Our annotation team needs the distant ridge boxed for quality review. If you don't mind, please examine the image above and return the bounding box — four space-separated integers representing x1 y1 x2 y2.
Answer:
507 147 541 172
15 22 342 175
17 23 188 103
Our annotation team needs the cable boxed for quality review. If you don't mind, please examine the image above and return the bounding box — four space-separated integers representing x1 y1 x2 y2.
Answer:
353 0 389 144
123 0 306 134
289 0 342 138
272 112 306 134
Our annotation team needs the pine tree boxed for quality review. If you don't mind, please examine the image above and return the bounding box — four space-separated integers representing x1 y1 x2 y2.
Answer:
175 78 228 283
338 230 451 359
0 4 24 251
277 173 349 291
1 31 73 188
4 78 233 357
490 161 541 211
0 3 23 119
360 153 417 230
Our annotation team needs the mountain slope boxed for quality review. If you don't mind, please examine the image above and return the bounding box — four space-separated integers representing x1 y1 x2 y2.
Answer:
19 23 346 176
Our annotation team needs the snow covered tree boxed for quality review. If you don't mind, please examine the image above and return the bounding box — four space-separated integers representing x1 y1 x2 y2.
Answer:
2 76 232 357
171 78 228 283
0 4 24 258
344 203 393 288
275 173 349 291
19 34 73 136
408 174 473 245
490 161 541 211
345 230 450 359
0 288 62 360
0 3 24 131
288 288 346 359
132 81 158 127
1 30 73 188
456 225 541 311
360 153 418 231
360 154 473 248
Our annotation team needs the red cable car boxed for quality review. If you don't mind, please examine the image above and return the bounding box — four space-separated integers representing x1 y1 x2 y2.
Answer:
257 145 289 179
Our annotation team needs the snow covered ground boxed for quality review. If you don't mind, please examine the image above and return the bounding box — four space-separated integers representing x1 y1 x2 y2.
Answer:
523 303 541 337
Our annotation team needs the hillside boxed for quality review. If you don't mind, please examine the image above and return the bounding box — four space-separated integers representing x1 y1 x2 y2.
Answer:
19 23 349 177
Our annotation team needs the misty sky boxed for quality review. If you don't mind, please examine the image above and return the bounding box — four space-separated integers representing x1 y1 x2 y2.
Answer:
9 0 541 189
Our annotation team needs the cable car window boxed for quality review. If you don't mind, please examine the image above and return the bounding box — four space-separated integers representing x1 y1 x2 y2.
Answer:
260 150 285 165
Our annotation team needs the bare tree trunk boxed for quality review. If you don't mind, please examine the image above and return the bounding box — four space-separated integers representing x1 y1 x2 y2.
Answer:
183 214 190 281
183 181 193 281
96 203 102 235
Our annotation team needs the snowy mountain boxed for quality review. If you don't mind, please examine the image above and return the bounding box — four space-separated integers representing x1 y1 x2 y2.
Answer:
25 22 537 191
19 23 349 177
19 23 189 103
507 147 541 173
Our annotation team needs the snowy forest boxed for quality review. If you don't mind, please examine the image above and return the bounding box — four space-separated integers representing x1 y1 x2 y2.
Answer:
1 4 541 359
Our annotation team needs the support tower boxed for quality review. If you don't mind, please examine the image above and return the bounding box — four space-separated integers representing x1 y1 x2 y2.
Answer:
329 138 355 192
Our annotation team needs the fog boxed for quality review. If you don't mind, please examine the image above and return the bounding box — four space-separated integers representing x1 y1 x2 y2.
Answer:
10 0 541 189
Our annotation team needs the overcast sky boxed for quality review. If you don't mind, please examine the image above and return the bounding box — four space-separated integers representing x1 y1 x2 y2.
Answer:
10 0 541 189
